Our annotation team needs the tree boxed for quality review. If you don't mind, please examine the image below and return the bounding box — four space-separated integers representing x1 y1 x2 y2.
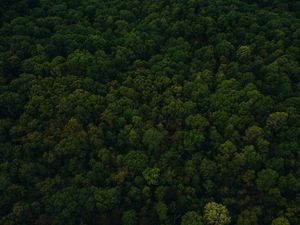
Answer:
204 202 231 225
199 158 217 179
46 187 94 225
215 40 234 63
245 125 264 143
181 211 203 225
142 167 160 185
93 187 120 211
66 50 94 76
237 207 262 225
185 114 209 130
122 210 138 225
143 129 164 153
155 201 168 222
237 45 251 63
266 112 288 131
272 217 290 225
123 150 148 174
242 145 262 169
256 169 279 192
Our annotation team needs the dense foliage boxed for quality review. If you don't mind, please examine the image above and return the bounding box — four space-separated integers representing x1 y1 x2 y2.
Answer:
1 0 300 224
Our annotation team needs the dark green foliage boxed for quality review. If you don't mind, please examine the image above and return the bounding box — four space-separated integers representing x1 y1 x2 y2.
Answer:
0 0 300 225
123 150 148 174
122 210 138 225
93 187 120 211
181 211 203 225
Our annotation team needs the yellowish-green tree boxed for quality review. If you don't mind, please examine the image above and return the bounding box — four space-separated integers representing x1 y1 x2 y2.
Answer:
204 202 231 225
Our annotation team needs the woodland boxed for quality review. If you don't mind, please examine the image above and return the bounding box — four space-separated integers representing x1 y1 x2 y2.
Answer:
1 0 300 225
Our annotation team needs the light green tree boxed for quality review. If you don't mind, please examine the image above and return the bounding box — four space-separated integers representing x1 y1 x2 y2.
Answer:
142 167 160 185
204 202 231 225
272 217 290 225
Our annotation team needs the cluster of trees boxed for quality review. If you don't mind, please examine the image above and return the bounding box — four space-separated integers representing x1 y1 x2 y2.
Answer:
1 0 300 224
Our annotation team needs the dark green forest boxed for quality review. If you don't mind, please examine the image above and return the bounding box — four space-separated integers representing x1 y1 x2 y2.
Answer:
1 0 300 224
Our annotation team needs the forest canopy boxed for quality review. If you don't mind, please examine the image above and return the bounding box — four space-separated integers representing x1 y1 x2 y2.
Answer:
1 0 300 225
